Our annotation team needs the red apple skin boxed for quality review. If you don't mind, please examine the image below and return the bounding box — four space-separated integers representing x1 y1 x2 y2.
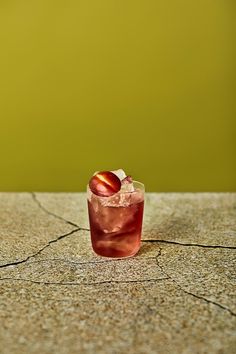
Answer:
89 171 121 197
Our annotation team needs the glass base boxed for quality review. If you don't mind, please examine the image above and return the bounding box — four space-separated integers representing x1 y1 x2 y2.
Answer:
92 245 141 259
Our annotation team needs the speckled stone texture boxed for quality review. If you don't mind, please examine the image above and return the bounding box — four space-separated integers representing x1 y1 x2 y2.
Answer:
0 193 235 354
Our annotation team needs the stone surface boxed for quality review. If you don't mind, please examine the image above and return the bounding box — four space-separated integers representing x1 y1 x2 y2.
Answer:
0 192 235 354
0 193 76 267
143 193 236 246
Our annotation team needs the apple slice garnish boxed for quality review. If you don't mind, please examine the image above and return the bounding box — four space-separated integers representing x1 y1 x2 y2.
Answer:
89 171 121 197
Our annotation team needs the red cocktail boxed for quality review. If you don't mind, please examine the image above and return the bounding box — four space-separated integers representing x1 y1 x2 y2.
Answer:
87 171 145 258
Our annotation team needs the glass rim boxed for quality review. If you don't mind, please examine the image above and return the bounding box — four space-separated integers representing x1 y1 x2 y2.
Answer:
87 180 145 197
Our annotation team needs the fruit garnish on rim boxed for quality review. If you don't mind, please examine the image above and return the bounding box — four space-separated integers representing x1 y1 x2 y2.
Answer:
89 171 121 197
89 169 135 197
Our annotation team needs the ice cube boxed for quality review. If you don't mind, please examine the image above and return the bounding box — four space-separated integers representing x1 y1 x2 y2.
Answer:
120 175 135 193
111 169 135 193
111 169 127 181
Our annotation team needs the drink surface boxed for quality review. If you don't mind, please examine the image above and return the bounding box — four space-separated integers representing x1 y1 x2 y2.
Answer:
87 188 144 258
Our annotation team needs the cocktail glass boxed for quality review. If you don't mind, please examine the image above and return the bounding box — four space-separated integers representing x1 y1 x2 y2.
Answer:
87 181 145 258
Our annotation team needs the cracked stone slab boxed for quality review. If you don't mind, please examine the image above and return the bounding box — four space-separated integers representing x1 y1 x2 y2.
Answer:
0 192 236 354
0 252 164 285
28 228 95 262
157 244 236 315
32 192 89 229
0 193 76 266
143 193 236 247
0 280 235 354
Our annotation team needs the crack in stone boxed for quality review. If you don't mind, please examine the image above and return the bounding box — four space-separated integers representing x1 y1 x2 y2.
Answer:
0 276 169 286
155 247 236 317
142 239 236 250
31 192 90 231
0 228 80 269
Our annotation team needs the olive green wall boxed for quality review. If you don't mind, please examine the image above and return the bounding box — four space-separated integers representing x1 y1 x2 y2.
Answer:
0 1 235 192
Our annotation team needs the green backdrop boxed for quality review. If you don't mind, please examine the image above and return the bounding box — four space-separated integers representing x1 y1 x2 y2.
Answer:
0 0 235 192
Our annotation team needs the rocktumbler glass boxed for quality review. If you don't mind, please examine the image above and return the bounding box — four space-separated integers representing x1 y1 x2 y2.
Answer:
87 181 145 258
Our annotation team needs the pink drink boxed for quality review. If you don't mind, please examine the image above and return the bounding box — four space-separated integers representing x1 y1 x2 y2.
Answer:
87 182 144 258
